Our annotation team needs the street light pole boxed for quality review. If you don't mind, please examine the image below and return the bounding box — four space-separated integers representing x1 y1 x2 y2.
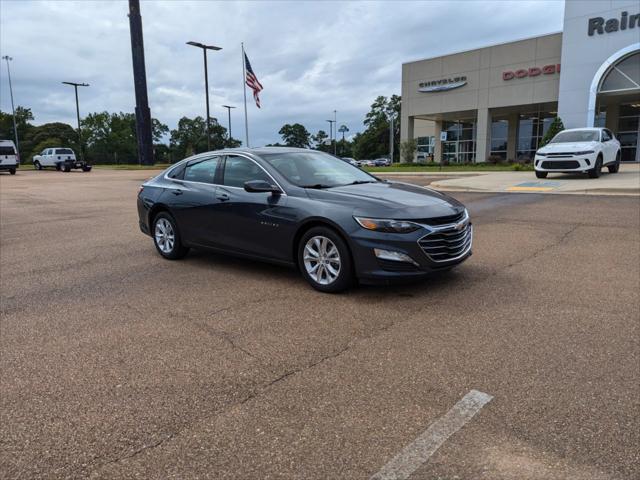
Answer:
62 81 89 161
325 119 335 151
333 110 337 155
2 56 19 155
222 105 236 141
187 41 222 151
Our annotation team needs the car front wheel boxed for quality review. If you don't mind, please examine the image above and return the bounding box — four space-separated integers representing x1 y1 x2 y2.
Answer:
153 212 189 259
34 161 42 170
535 171 547 179
298 226 353 293
588 155 602 179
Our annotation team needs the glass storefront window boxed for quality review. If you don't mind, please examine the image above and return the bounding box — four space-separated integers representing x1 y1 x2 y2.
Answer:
441 120 476 163
516 110 556 161
490 119 508 160
617 102 639 162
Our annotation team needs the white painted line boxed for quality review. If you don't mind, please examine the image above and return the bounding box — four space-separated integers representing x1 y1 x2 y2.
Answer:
370 389 493 480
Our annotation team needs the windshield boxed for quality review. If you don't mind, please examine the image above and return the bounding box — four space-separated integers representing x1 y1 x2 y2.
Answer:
550 130 599 143
260 151 378 188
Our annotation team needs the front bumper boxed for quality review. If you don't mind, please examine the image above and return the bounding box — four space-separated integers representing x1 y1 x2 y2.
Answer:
534 153 597 172
349 222 473 283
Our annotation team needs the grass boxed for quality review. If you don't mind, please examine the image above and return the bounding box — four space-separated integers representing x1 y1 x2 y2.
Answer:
92 164 170 170
364 163 534 173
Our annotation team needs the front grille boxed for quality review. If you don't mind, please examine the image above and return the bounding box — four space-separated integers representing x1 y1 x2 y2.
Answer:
546 152 575 158
541 160 580 169
413 211 465 227
418 224 472 263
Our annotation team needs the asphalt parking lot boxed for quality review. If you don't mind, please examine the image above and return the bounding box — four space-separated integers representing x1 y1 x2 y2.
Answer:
1 169 639 479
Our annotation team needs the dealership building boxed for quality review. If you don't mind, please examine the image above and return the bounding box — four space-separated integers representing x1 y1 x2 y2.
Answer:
401 0 640 163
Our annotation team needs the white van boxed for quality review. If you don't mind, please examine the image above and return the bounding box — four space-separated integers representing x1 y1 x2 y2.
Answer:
32 147 91 172
0 139 19 175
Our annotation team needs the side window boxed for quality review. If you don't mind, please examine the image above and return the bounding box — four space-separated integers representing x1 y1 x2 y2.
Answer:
167 163 186 180
602 130 611 142
222 156 272 188
183 157 220 184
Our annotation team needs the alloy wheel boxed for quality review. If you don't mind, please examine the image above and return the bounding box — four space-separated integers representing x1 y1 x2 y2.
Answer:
154 218 175 254
303 235 341 285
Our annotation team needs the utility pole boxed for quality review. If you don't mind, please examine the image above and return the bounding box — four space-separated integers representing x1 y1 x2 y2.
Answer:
389 115 394 163
222 105 236 141
333 110 337 155
128 0 154 165
2 56 19 155
187 41 222 151
325 119 335 152
62 81 89 161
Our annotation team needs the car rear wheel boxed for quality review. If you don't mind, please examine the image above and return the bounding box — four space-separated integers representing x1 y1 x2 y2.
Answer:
9 168 16 175
608 151 621 173
82 165 92 172
55 163 61 171
298 226 353 293
62 163 71 173
535 171 548 179
153 212 189 260
34 161 42 170
588 155 602 179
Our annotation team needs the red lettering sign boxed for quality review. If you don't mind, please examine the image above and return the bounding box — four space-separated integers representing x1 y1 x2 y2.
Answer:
503 64 561 80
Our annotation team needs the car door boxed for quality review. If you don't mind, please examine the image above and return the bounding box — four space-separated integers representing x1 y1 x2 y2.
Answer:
42 149 53 166
165 156 223 247
212 154 294 261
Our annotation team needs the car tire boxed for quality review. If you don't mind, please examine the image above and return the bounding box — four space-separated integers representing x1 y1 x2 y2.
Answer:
34 161 42 170
588 155 602 179
298 226 353 293
152 212 189 260
9 168 16 175
55 163 61 171
608 151 621 174
535 171 548 179
62 164 71 173
82 165 92 172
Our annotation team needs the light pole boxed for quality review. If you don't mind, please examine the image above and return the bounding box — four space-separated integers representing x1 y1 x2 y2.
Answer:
333 110 337 155
62 81 89 161
187 41 222 151
222 105 236 141
389 115 394 163
2 56 19 155
325 119 335 152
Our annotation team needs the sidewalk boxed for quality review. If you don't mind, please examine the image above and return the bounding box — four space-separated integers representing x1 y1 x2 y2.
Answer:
427 163 640 196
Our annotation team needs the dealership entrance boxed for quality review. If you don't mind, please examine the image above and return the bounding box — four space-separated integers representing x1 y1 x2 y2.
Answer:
594 51 640 162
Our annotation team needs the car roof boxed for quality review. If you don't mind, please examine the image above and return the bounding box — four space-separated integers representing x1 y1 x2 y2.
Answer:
561 128 604 132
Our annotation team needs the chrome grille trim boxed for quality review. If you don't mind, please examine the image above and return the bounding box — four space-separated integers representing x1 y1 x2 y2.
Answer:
418 224 473 263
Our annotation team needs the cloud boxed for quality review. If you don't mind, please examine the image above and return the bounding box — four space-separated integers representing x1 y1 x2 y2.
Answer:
0 0 564 147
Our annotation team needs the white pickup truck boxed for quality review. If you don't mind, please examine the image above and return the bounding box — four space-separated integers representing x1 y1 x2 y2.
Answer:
0 139 19 175
32 147 92 172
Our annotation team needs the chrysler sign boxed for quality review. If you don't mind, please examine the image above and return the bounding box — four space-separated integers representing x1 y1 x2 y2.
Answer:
418 76 467 92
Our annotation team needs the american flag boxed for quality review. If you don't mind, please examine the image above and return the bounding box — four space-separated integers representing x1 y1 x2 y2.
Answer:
244 52 263 108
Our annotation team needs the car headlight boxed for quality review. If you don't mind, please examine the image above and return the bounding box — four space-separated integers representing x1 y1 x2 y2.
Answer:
574 150 595 155
354 217 421 233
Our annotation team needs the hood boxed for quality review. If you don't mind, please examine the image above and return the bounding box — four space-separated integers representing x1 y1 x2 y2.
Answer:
306 181 465 219
538 141 598 154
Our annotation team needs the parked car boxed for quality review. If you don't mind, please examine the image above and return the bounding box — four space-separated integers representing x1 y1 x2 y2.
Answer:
138 148 472 292
534 128 621 179
0 139 19 175
374 158 391 167
341 157 358 166
356 159 375 167
32 147 92 172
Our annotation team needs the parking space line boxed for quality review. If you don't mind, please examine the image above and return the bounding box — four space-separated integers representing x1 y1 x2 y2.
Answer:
370 389 493 480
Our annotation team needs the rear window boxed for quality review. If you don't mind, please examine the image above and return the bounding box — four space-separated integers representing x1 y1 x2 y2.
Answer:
55 149 74 155
0 146 16 155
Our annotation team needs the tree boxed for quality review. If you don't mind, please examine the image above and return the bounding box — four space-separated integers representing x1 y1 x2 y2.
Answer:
539 117 565 147
400 139 417 163
0 106 35 159
352 95 401 161
278 123 311 148
21 122 78 161
169 115 239 161
312 129 330 152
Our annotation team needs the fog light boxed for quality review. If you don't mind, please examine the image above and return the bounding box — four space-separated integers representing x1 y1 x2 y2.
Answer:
374 248 419 266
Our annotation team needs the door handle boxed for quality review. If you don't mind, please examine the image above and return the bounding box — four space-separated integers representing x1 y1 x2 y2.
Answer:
216 193 230 201
171 189 183 196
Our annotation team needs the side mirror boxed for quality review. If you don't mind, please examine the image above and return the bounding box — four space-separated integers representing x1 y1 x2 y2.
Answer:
244 179 281 194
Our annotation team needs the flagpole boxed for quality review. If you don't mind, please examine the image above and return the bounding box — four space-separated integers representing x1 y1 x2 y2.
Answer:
241 42 249 147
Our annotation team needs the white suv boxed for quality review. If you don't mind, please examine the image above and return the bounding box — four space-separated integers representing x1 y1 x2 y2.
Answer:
534 128 621 179
0 139 19 175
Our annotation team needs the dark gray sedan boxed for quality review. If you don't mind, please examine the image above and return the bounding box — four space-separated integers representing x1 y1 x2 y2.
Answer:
137 147 472 292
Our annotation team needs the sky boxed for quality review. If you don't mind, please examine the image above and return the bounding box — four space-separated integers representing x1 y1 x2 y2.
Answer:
0 0 565 147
